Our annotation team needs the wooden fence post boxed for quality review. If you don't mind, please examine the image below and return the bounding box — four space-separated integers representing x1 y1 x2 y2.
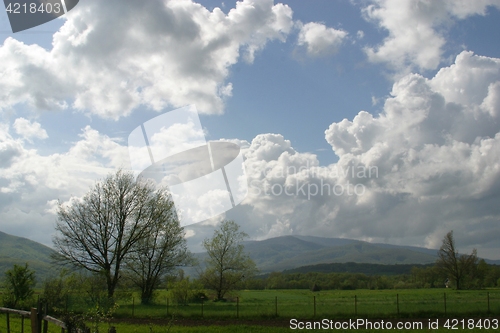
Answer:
275 296 278 317
397 294 399 316
6 312 10 333
236 297 239 318
31 308 40 333
444 293 447 315
42 302 48 333
354 295 357 316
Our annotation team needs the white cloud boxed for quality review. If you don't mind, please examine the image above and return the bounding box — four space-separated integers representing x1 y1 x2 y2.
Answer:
363 0 500 71
0 0 294 119
297 22 348 57
0 124 130 245
227 52 500 258
429 51 500 107
0 124 23 169
3 49 500 258
13 118 48 142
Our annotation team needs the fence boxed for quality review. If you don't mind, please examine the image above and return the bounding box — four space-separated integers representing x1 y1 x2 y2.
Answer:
0 300 66 333
1 290 498 331
61 289 500 319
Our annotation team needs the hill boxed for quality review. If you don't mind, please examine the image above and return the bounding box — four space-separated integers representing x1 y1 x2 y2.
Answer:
283 262 434 275
0 231 56 284
240 235 439 273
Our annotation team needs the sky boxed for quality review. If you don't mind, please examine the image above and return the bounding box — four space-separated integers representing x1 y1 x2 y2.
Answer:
1 0 500 258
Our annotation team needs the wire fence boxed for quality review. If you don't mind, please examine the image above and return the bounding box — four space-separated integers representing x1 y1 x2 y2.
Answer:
1 289 498 333
60 289 500 319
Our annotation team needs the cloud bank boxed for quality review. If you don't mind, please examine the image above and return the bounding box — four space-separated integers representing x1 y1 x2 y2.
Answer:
2 51 500 257
0 0 293 119
363 0 500 71
1 0 500 260
238 51 500 257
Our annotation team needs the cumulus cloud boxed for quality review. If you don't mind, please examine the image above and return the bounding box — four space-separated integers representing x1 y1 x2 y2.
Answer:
0 124 129 245
0 0 293 119
0 125 23 169
363 0 500 71
3 49 500 258
322 51 500 252
297 22 348 57
13 118 48 142
230 51 500 258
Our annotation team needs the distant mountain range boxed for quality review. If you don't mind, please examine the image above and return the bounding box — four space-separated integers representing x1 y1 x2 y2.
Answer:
240 235 500 273
0 231 56 284
2 231 499 282
239 235 438 273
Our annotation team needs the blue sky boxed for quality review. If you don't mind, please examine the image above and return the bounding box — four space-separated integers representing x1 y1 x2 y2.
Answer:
1 0 500 259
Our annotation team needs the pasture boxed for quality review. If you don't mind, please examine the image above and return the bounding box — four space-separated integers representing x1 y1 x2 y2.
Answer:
1 289 499 332
107 288 500 319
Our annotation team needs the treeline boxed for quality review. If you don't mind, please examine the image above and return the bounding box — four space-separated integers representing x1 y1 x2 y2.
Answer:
242 261 500 291
283 262 433 275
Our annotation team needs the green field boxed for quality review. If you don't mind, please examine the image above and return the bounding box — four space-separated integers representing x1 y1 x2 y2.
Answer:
1 314 499 333
62 288 500 319
2 289 499 332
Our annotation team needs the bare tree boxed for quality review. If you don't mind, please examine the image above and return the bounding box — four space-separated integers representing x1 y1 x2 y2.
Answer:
53 170 173 298
126 201 192 304
437 230 478 290
199 220 257 300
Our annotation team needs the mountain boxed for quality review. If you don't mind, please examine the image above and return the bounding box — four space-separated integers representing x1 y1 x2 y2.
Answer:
241 236 439 272
241 235 500 273
283 262 435 275
3 231 498 282
0 231 56 284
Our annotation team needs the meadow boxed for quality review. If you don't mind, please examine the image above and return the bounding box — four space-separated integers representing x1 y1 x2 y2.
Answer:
1 289 499 332
105 288 500 319
1 314 499 333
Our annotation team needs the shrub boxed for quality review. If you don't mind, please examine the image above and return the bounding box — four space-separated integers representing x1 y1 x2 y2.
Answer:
170 278 205 305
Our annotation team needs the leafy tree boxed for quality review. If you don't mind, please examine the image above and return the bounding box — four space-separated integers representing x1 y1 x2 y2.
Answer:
484 264 500 287
199 220 257 300
42 274 68 313
2 263 36 308
53 170 174 298
125 202 192 304
436 230 478 290
267 272 286 289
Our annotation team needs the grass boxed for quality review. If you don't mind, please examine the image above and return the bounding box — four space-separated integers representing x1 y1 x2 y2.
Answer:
107 288 500 319
2 319 495 333
2 289 499 332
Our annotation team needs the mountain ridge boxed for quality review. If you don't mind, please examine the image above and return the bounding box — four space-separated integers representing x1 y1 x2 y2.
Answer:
0 231 56 284
240 235 440 272
2 231 499 280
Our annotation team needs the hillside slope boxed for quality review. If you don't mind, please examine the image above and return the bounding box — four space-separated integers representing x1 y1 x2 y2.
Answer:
0 231 55 283
242 236 438 272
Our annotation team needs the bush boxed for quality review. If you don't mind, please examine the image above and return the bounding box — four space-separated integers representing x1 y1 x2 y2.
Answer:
42 276 68 313
310 283 321 292
170 278 205 305
2 263 36 309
